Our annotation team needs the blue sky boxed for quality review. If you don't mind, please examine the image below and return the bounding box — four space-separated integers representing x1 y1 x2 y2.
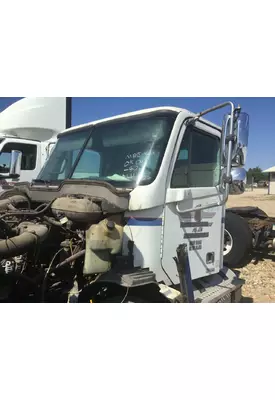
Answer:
0 97 273 170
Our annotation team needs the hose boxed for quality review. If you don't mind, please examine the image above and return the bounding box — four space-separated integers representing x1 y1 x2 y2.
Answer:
41 248 65 302
35 203 48 212
43 215 63 227
0 223 48 257
1 199 55 219
0 195 29 211
41 249 85 302
54 250 85 269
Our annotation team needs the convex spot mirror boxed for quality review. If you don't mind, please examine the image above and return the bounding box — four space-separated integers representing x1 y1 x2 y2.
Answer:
229 167 247 195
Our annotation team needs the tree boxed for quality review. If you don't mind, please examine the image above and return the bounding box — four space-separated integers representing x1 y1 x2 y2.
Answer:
246 167 266 184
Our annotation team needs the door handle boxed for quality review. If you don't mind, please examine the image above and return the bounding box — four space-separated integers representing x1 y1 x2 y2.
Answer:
176 199 224 214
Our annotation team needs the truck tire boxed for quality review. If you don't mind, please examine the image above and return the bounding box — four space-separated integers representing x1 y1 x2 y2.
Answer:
223 211 253 269
227 206 268 219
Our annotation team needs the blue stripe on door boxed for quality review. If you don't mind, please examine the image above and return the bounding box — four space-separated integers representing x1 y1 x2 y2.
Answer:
126 217 162 226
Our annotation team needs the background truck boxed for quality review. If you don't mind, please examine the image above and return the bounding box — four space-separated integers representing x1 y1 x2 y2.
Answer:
0 97 71 188
223 162 272 268
0 101 249 303
224 203 275 266
223 167 253 268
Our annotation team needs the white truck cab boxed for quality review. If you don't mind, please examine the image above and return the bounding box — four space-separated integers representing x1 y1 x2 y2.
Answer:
0 100 249 303
0 97 71 187
29 101 248 302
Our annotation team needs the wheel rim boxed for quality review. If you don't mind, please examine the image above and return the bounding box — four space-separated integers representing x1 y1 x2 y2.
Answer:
223 229 233 256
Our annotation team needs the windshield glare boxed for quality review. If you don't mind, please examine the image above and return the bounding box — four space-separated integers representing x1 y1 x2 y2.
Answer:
37 113 177 187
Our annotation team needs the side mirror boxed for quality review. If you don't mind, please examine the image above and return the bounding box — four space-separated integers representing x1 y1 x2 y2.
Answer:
0 150 22 179
222 111 249 167
9 150 22 178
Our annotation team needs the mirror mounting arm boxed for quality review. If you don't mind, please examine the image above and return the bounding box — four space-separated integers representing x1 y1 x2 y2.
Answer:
225 134 237 144
222 174 232 184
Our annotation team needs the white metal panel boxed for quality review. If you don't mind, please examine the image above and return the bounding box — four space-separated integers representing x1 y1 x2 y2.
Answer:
0 97 67 142
122 206 172 285
61 106 221 135
62 106 182 134
161 114 224 282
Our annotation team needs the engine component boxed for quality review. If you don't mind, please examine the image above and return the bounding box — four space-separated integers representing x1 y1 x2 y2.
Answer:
0 194 29 211
51 196 102 223
0 187 127 302
13 181 130 212
0 219 14 238
0 222 49 257
84 216 123 275
1 260 15 274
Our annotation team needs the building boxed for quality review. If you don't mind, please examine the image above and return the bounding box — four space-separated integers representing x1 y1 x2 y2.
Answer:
263 166 275 194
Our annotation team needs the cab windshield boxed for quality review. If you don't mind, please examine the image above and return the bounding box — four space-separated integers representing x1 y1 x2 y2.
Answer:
37 112 177 188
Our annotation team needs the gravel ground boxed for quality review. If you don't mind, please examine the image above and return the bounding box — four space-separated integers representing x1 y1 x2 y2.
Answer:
227 189 275 303
234 257 275 303
227 188 275 216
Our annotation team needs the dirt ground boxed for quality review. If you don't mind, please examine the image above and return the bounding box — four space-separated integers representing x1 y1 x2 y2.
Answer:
227 188 275 303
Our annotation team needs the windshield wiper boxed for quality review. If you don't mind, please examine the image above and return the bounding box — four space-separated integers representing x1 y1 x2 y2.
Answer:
32 179 52 185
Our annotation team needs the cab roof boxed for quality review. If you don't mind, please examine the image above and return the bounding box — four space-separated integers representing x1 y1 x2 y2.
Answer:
58 105 221 137
59 107 183 136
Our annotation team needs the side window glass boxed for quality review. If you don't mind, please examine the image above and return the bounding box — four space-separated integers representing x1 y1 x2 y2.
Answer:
171 127 220 188
171 130 191 188
178 149 188 161
0 152 11 173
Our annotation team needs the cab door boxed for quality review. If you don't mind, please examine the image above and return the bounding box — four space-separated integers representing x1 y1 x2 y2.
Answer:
161 119 224 283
